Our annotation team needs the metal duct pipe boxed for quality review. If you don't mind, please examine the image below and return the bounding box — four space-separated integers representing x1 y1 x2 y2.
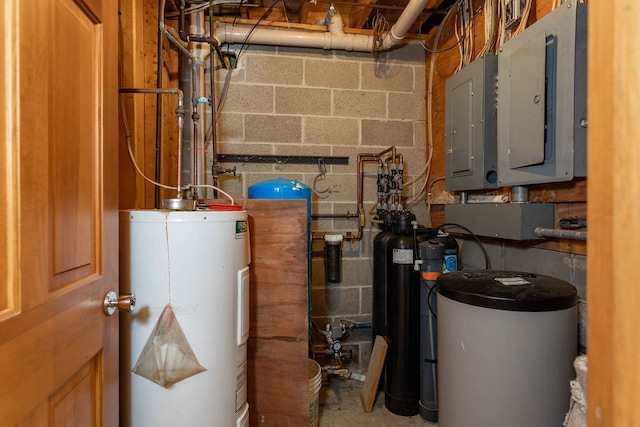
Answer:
512 186 529 203
534 227 587 241
159 17 200 195
179 54 194 194
188 11 208 199
214 0 431 52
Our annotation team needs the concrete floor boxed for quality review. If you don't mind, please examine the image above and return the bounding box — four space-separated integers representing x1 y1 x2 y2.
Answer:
317 376 437 427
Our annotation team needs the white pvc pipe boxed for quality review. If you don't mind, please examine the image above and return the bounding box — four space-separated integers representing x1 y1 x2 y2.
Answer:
214 0 431 52
328 10 346 37
381 0 430 49
216 23 374 51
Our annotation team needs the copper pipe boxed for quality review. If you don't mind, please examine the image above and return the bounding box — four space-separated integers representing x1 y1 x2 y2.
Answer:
354 146 398 240
356 153 380 240
311 146 399 242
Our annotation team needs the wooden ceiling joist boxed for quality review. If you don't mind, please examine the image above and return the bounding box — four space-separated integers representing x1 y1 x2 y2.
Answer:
208 0 450 34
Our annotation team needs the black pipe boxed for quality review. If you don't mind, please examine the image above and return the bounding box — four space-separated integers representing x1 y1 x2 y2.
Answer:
155 0 166 208
179 0 188 41
209 0 219 196
418 240 443 422
179 54 193 191
216 154 349 165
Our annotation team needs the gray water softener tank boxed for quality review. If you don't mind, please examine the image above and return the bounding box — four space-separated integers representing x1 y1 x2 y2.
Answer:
437 270 577 427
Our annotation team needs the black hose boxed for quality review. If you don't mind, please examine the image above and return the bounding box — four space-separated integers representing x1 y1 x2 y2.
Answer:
434 222 491 270
427 282 437 318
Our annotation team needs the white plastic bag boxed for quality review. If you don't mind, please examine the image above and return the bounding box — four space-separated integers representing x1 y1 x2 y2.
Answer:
132 304 206 388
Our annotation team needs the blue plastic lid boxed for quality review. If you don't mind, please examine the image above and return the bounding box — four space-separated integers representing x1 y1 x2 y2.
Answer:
248 177 311 219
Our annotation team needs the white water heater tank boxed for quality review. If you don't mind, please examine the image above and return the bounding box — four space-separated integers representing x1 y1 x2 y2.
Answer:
119 209 250 427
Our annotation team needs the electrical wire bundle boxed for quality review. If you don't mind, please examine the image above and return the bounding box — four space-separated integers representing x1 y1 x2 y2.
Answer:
371 12 390 56
511 0 533 38
454 0 474 71
477 0 498 57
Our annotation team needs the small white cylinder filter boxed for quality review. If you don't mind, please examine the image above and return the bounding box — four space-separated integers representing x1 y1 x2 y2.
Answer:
119 209 250 427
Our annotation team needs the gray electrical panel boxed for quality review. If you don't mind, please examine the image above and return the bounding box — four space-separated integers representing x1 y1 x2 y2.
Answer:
445 55 498 191
497 1 587 186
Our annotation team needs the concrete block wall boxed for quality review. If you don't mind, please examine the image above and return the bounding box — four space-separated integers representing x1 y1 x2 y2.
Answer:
459 238 588 354
210 42 428 372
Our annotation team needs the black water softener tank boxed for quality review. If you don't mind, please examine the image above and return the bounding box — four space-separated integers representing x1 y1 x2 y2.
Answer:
384 211 424 416
372 211 394 348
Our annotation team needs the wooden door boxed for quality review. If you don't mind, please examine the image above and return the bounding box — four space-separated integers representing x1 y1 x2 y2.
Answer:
587 1 640 425
0 0 119 425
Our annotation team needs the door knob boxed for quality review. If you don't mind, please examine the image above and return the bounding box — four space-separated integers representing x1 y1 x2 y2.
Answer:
103 290 136 316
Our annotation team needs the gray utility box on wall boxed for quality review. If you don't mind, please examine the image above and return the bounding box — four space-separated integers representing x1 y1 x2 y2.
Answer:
497 1 587 186
445 55 498 192
444 202 554 240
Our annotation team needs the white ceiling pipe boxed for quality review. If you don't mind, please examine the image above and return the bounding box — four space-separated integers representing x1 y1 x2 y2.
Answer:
381 0 430 49
214 0 431 52
215 23 374 51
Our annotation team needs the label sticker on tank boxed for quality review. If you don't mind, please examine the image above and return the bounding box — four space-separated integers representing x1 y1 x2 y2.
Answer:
494 277 532 286
443 255 457 273
236 359 247 411
235 220 247 239
392 248 414 264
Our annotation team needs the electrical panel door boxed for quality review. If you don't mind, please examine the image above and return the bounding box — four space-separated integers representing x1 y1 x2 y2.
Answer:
504 31 546 169
445 55 498 191
497 2 587 186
